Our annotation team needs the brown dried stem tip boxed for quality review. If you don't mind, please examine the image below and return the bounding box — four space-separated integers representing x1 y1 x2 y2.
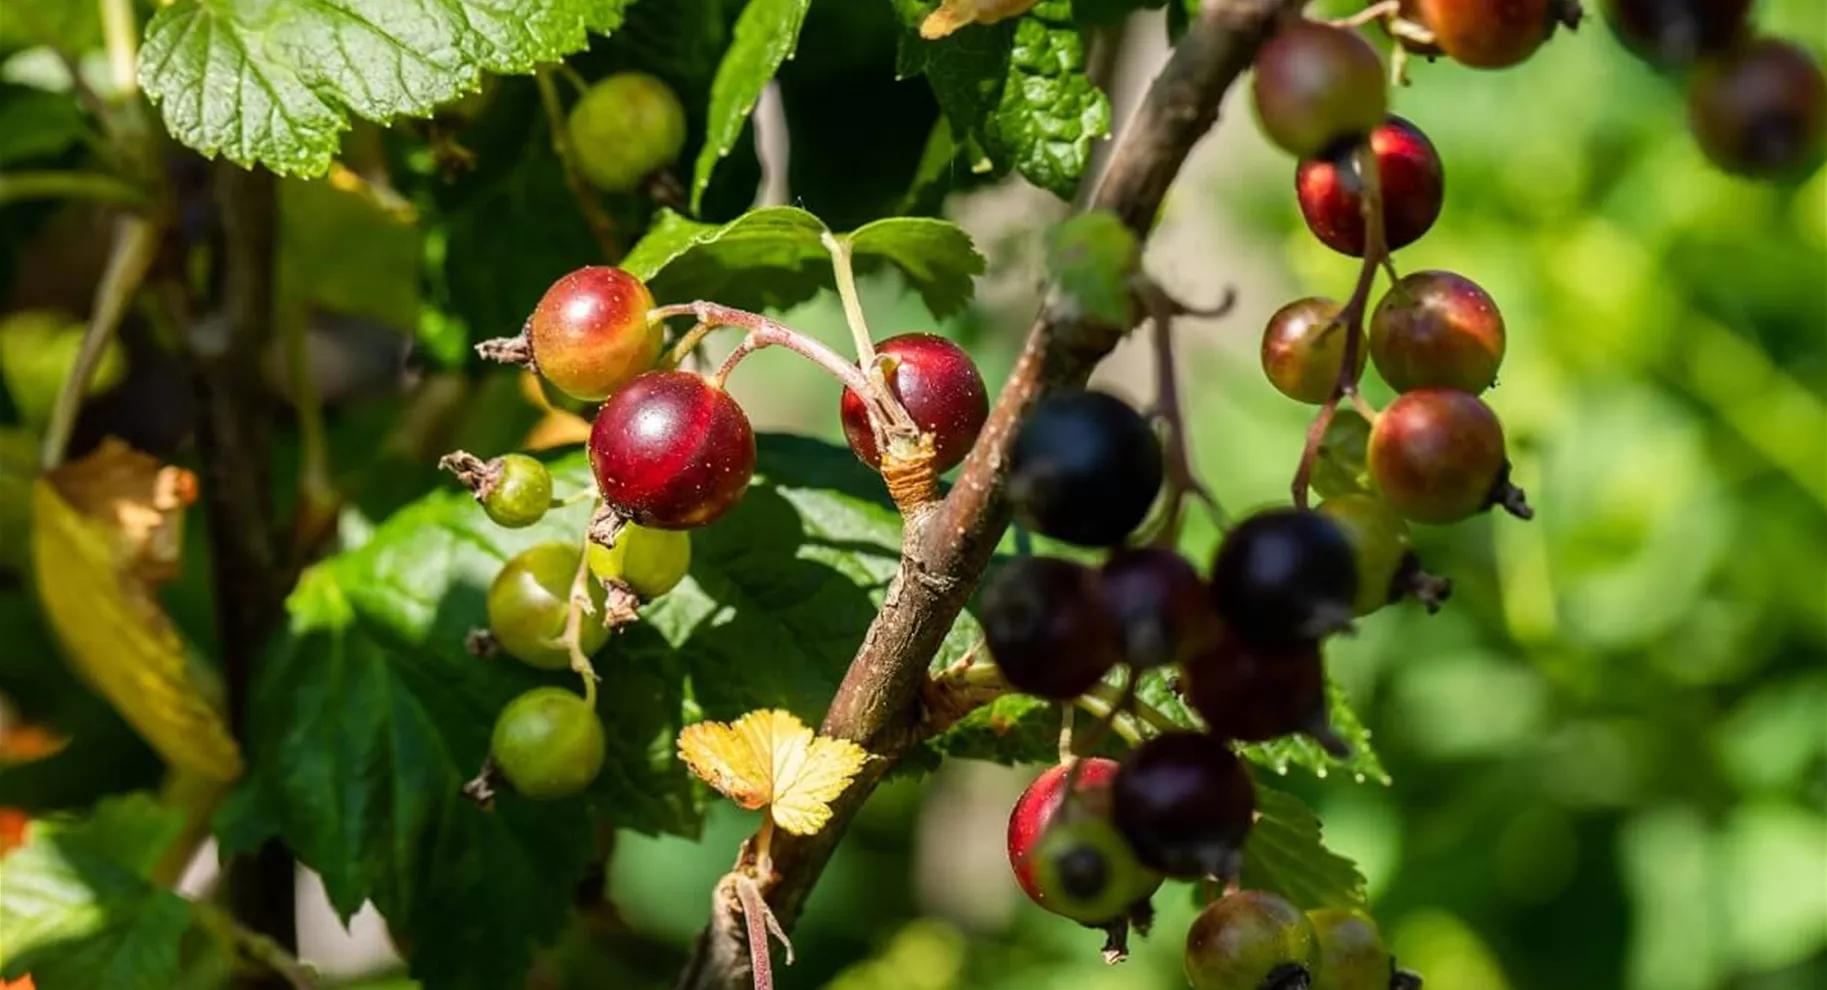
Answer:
439 450 501 500
475 325 536 370
461 758 502 810
1394 554 1453 614
880 435 940 513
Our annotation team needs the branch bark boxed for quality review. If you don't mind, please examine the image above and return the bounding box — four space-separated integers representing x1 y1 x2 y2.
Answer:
677 3 1300 986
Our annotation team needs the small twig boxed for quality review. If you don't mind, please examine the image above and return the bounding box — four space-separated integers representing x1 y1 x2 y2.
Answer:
820 232 918 444
195 901 319 990
733 874 792 990
536 68 619 260
1332 0 1400 28
0 170 145 207
40 214 160 469
1137 280 1231 543
646 303 876 397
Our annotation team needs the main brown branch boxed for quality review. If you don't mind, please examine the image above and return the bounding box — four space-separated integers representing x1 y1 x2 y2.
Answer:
676 3 1303 986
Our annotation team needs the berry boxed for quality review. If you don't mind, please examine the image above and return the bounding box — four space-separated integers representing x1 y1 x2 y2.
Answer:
1412 0 1576 69
567 72 688 194
528 267 664 401
1252 20 1389 158
1603 0 1752 67
1688 40 1827 180
480 454 553 529
1311 408 1374 499
1369 270 1507 394
487 543 610 670
1309 909 1392 990
1260 297 1359 405
589 370 756 529
981 556 1121 700
1367 388 1514 524
839 333 989 473
1008 391 1163 548
490 687 606 800
1028 817 1163 925
1185 892 1319 990
1296 116 1445 257
1182 627 1341 752
587 523 691 599
1317 495 1412 616
1008 759 1122 902
1210 508 1358 646
1100 548 1222 670
1112 732 1256 880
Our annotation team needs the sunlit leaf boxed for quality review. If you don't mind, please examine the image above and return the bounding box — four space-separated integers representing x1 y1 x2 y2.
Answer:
679 708 868 835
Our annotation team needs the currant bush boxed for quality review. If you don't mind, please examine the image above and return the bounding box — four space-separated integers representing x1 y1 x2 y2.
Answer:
1008 390 1163 548
490 687 606 800
1369 270 1507 394
1184 891 1319 990
1296 116 1445 257
528 267 664 402
487 543 610 671
839 333 989 473
589 370 756 529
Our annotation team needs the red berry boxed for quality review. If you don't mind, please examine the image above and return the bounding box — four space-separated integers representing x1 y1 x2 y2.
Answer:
1296 116 1445 257
839 333 988 473
1261 297 1359 405
1413 0 1576 69
1688 39 1827 180
1112 732 1256 880
1007 758 1163 922
588 371 756 529
981 556 1122 700
1369 270 1507 394
1100 548 1222 671
528 267 663 401
1367 388 1510 524
1181 624 1342 752
1252 21 1389 158
1603 0 1751 68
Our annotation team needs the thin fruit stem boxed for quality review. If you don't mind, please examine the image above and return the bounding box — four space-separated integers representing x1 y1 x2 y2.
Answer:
194 901 319 990
1056 668 1137 809
660 320 716 369
0 170 145 207
1083 678 1179 736
40 214 159 469
1072 693 1145 747
562 525 604 708
535 68 619 261
1331 0 1400 29
1057 703 1076 764
99 0 138 97
821 231 919 443
1138 280 1230 544
648 302 876 398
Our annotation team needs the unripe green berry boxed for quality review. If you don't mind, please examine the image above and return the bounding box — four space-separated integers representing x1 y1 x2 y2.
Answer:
481 454 553 529
587 523 692 599
568 72 688 194
1309 909 1391 990
1317 494 1412 616
490 687 605 800
1027 816 1162 925
487 543 609 670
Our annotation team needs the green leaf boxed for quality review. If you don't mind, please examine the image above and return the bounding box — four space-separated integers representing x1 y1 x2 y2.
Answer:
0 794 196 990
1239 784 1370 911
138 0 635 176
1134 668 1390 784
691 0 812 212
0 88 87 167
0 0 102 53
1045 209 1140 326
894 0 1110 198
623 206 985 318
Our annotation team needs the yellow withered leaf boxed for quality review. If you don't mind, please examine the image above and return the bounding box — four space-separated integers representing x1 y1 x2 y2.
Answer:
30 439 242 782
920 0 1041 39
678 709 868 836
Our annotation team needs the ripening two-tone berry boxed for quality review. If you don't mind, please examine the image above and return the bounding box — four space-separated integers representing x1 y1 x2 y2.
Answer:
529 267 664 402
1687 39 1827 180
1368 388 1520 524
1310 909 1393 990
1370 270 1507 394
1210 508 1359 646
589 371 756 529
1297 116 1446 257
1112 732 1256 880
1261 298 1361 405
981 556 1121 700
1253 21 1389 158
1008 390 1164 548
1409 0 1582 69
487 543 610 670
490 687 606 800
839 333 989 473
567 72 688 194
1185 891 1319 990
1007 760 1163 924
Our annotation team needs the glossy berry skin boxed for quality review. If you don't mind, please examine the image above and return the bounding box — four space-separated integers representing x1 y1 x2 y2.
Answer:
1296 116 1444 257
488 543 609 670
1261 297 1357 405
1211 508 1358 647
568 72 687 194
1688 40 1827 180
1414 0 1567 69
981 556 1121 700
1112 732 1256 880
1182 627 1336 750
1100 548 1221 670
1252 21 1389 158
1008 391 1163 548
1368 388 1507 524
1370 270 1507 394
1028 816 1163 925
1317 495 1412 616
1008 759 1124 904
491 687 606 800
481 454 553 529
589 371 756 529
1309 909 1392 990
529 267 663 401
839 333 989 473
1603 0 1752 68
1311 408 1373 499
587 523 691 599
1185 892 1319 990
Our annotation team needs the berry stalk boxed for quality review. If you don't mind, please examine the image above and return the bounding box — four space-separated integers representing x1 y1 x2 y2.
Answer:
535 68 620 260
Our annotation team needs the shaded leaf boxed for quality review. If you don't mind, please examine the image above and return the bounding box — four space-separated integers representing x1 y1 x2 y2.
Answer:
1239 784 1370 911
1134 667 1389 784
1045 209 1140 326
691 0 812 211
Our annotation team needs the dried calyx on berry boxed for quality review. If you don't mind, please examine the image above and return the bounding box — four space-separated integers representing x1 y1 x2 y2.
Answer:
441 451 553 530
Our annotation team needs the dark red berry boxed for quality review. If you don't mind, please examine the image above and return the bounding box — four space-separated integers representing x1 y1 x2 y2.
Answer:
1413 0 1579 69
1008 391 1163 548
1261 297 1362 405
1008 759 1122 903
1185 892 1319 990
982 556 1121 700
839 333 988 473
1603 0 1752 67
1182 626 1343 753
1210 508 1358 647
1296 116 1445 257
528 267 663 401
1252 21 1389 158
1688 39 1827 180
1100 548 1221 670
1368 388 1516 524
588 370 756 529
1369 270 1507 394
1111 732 1255 880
